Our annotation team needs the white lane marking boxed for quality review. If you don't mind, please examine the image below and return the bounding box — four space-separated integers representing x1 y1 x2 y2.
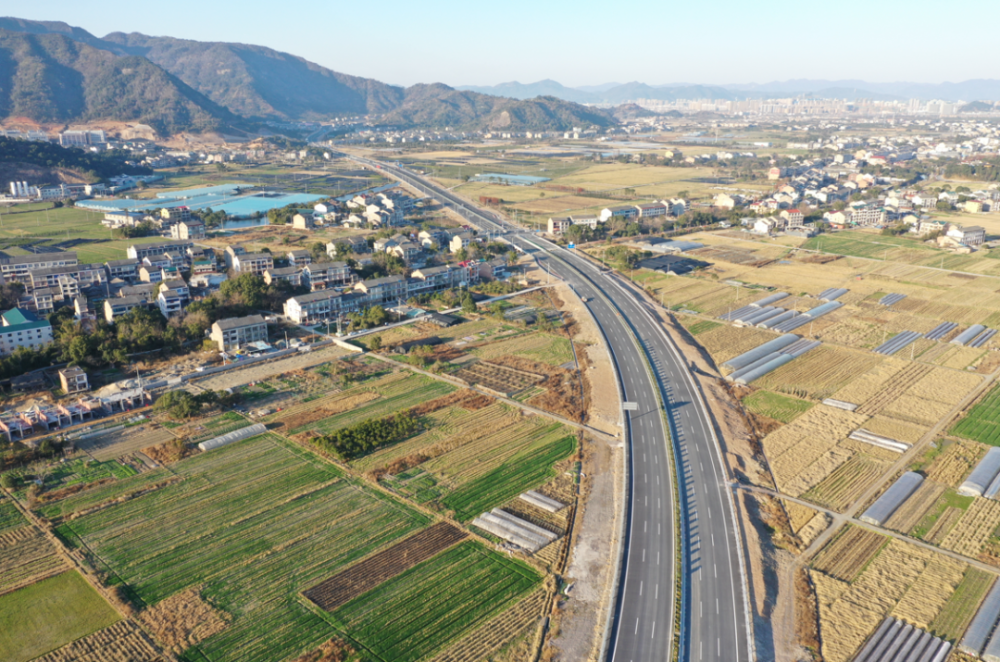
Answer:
635 618 639 635
645 495 648 507
645 473 648 484
642 549 646 563
651 620 656 640
655 584 659 600
658 522 661 535
700 600 703 617
712 533 715 546
640 581 643 596
657 551 660 565
658 498 661 510
715 564 718 578
717 598 720 614
644 521 647 533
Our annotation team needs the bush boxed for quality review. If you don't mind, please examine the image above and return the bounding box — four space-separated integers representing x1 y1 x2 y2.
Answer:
312 413 419 460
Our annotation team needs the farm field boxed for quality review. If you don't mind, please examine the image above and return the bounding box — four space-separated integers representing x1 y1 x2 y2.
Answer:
951 382 1000 446
57 433 434 662
327 541 541 662
470 332 574 366
928 568 995 641
0 571 120 662
811 536 959 662
32 621 165 662
742 390 813 424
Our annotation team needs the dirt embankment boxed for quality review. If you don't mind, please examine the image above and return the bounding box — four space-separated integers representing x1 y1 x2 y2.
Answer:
0 162 91 188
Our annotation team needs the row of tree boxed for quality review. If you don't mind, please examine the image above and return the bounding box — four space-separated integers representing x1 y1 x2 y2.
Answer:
312 412 419 460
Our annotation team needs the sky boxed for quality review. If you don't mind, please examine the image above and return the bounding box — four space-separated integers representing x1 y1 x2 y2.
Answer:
10 0 1000 88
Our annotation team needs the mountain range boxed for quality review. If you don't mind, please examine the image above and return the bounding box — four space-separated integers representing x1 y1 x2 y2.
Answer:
0 17 615 135
459 79 1000 104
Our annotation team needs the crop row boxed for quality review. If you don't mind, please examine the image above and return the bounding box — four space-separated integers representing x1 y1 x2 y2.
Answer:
812 525 887 581
442 435 577 522
928 568 994 641
428 588 548 662
332 541 541 662
34 621 164 662
63 433 429 662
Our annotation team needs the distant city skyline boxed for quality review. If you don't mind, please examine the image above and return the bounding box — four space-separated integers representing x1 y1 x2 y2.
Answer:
12 0 1000 89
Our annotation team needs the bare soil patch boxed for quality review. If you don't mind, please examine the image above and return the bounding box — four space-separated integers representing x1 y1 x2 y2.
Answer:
138 587 229 653
304 522 467 611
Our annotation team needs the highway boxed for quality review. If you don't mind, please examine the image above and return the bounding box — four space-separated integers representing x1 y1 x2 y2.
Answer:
347 156 752 662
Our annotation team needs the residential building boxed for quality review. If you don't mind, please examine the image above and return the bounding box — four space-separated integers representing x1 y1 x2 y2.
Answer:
210 314 268 351
548 217 572 234
327 235 369 256
138 266 163 283
105 259 140 281
388 240 421 264
223 245 246 269
232 253 274 274
159 278 190 302
450 232 475 253
713 195 736 210
851 208 888 227
599 205 639 222
127 240 193 261
966 200 985 214
58 367 89 394
478 257 510 282
570 215 600 229
780 209 805 226
28 264 106 296
636 202 669 217
354 275 407 305
263 267 303 287
947 224 986 247
170 219 206 240
0 309 53 356
303 262 353 290
104 295 152 323
283 290 363 324
409 266 464 295
292 213 315 230
159 207 192 226
0 252 78 282
287 250 311 265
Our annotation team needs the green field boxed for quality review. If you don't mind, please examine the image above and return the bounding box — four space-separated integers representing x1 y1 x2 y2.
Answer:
0 498 25 534
951 384 1000 446
802 231 938 262
929 568 994 641
329 541 541 662
0 571 120 662
686 320 722 336
58 433 431 662
742 390 814 423
441 432 576 522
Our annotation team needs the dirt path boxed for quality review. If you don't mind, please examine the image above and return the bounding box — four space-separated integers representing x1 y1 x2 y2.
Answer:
189 345 351 392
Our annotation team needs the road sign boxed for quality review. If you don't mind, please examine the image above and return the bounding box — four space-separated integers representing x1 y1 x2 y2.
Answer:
623 402 638 411
567 243 576 249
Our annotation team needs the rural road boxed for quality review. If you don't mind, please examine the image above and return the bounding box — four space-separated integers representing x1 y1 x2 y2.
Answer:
347 156 753 662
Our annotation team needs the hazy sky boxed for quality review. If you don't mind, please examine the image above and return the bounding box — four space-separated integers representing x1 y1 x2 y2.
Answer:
13 0 1000 87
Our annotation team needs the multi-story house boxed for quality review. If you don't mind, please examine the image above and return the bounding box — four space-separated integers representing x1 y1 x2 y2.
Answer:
0 309 53 356
0 252 78 282
127 240 193 261
232 253 274 274
103 295 152 323
210 314 269 351
283 291 363 325
105 259 141 281
170 219 205 240
354 275 406 306
264 267 303 287
303 262 352 291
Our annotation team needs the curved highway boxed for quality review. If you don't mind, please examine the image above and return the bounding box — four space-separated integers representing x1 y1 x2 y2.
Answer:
347 155 752 662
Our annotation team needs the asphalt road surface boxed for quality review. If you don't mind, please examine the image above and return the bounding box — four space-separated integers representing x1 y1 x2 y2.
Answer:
351 157 752 662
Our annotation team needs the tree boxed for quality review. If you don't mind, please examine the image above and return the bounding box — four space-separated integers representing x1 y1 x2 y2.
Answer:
0 474 15 489
936 200 952 211
462 292 477 313
506 250 518 267
310 242 327 262
369 335 383 352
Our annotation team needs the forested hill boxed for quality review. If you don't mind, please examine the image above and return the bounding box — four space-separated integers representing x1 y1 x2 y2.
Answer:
0 137 151 180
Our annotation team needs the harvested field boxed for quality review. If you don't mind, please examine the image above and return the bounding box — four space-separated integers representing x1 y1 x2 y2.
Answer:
783 500 820 533
138 587 229 653
426 588 547 662
330 541 541 662
883 480 947 534
812 526 888 582
269 391 380 432
0 500 25 536
799 513 831 548
925 440 984 486
0 528 65 595
742 390 814 424
856 363 934 416
862 415 928 444
800 452 888 510
78 425 176 462
32 621 164 662
695 324 777 365
891 554 968 629
454 361 544 396
304 522 467 611
929 568 995 641
940 497 1000 558
470 332 574 367
755 345 884 400
814 539 934 662
831 359 909 407
142 438 194 465
762 406 869 494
